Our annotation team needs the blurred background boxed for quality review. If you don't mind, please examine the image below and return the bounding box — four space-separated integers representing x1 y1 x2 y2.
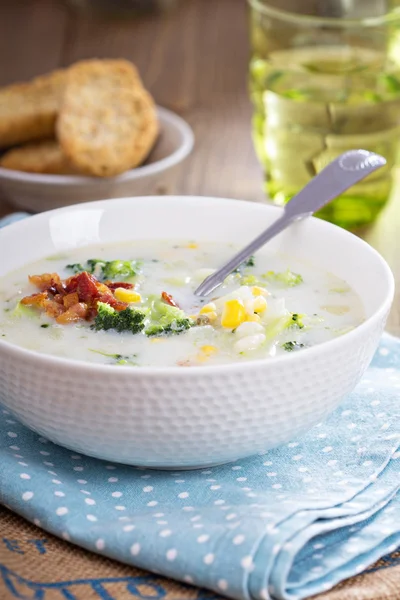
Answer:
0 0 261 203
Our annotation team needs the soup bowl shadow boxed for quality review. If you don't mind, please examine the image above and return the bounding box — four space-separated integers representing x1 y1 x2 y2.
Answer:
0 196 394 469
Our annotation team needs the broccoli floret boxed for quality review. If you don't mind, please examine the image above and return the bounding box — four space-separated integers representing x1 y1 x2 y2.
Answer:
145 318 192 337
65 263 85 274
66 259 140 281
102 260 139 281
86 258 104 271
144 297 194 337
91 302 146 334
263 269 303 287
282 341 305 352
91 302 115 330
91 297 194 337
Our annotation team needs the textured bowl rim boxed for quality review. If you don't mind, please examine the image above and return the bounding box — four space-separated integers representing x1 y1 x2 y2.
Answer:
0 106 194 185
0 195 395 375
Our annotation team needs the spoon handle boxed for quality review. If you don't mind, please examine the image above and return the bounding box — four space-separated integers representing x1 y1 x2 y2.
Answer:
194 149 386 297
194 214 293 297
284 149 387 219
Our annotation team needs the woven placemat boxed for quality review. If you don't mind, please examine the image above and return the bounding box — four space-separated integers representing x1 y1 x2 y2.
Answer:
1 507 399 600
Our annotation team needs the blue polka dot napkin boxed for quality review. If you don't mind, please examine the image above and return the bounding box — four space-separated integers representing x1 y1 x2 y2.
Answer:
0 212 399 600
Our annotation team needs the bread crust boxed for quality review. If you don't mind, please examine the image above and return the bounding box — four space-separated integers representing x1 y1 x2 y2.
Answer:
0 70 65 149
0 139 78 174
57 59 159 177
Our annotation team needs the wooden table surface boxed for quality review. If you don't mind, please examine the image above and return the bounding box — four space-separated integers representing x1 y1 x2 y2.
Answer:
1 0 399 333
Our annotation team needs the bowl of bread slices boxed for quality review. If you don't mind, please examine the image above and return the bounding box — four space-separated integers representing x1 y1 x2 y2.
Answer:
0 59 194 212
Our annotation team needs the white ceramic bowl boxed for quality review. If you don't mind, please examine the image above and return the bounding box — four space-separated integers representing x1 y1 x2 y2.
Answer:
0 107 194 213
0 196 394 469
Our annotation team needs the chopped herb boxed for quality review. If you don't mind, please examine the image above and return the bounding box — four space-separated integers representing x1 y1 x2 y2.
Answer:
65 263 85 274
282 341 305 352
245 256 255 267
46 253 68 261
291 313 304 329
40 323 50 328
89 349 138 366
233 255 255 273
90 349 136 360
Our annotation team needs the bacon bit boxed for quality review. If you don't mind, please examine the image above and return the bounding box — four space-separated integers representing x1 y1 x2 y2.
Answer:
44 299 65 318
49 281 66 296
109 300 129 312
97 291 118 305
56 302 88 324
63 292 79 309
104 281 134 290
65 272 99 302
22 269 131 325
29 273 61 291
86 306 98 321
94 295 128 312
162 291 180 308
53 294 65 304
21 291 49 307
91 295 128 315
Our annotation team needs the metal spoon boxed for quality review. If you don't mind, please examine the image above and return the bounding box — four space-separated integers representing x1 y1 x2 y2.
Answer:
194 149 386 298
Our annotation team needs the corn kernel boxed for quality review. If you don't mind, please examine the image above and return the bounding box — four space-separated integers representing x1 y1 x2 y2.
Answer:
196 353 210 363
199 302 217 314
187 242 198 249
252 286 268 297
245 313 261 323
114 288 142 303
253 296 267 313
221 299 246 329
200 345 218 356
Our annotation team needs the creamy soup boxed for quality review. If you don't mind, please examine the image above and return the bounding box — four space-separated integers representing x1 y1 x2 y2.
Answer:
0 241 365 367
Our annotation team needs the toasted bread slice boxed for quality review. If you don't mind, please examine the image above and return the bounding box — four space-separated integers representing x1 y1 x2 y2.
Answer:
0 139 78 174
0 70 65 149
57 59 158 177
